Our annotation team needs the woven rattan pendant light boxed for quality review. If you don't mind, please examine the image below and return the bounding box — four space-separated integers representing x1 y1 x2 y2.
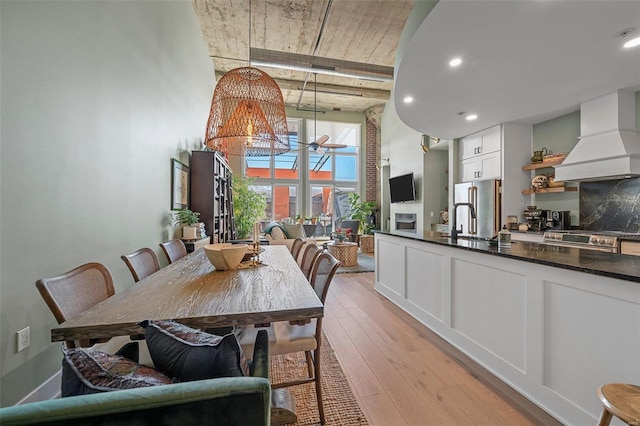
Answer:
204 0 289 157
204 67 290 156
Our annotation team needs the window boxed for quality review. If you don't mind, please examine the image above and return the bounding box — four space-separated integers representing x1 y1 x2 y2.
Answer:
246 121 300 180
307 120 360 234
307 120 359 183
244 118 361 232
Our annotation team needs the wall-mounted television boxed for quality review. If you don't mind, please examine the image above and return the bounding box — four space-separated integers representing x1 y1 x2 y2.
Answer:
389 172 416 203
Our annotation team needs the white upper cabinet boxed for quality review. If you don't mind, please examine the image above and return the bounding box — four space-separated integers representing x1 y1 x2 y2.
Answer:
460 127 501 161
461 151 501 181
459 125 502 181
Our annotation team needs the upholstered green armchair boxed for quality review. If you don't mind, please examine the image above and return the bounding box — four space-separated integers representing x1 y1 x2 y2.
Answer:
0 330 270 426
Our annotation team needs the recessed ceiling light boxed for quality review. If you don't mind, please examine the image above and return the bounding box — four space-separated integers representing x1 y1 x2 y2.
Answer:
466 114 478 121
403 96 414 104
618 28 640 48
449 57 462 67
623 36 640 48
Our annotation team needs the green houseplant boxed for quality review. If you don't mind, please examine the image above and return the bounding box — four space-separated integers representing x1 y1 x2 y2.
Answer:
173 208 201 239
232 175 267 240
346 192 377 235
345 193 377 253
173 208 200 226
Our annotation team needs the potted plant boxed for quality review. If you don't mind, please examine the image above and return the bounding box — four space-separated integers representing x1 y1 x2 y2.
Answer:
345 193 377 253
232 175 267 240
330 227 350 244
173 208 201 239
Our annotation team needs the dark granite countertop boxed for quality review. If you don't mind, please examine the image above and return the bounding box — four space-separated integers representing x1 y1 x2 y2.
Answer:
376 230 640 283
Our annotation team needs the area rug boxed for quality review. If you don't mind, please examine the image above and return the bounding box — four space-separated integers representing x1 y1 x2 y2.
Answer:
270 334 368 425
336 252 374 274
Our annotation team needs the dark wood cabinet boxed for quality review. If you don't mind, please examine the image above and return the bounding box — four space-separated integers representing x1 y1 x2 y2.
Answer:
190 151 236 243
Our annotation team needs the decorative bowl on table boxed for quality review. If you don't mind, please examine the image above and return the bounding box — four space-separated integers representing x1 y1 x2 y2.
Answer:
203 244 248 270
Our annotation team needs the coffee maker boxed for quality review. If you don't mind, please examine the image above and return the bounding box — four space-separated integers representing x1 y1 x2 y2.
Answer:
544 210 570 230
523 206 545 231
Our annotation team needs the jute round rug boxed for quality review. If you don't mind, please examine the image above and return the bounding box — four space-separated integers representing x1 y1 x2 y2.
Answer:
269 334 369 425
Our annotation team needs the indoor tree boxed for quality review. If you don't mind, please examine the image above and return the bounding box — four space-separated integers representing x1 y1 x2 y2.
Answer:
232 175 267 239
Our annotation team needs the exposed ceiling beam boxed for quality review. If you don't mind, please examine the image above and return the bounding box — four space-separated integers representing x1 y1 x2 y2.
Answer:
214 71 390 100
250 48 394 82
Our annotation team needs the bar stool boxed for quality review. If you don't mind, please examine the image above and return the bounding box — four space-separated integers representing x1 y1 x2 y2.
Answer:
597 383 640 426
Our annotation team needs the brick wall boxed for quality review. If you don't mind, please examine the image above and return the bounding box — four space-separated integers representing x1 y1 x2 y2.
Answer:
365 118 377 202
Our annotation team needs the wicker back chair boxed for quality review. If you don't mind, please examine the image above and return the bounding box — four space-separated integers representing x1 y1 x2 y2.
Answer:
36 263 115 348
298 243 322 279
290 238 305 262
121 248 160 282
237 253 341 425
159 239 188 264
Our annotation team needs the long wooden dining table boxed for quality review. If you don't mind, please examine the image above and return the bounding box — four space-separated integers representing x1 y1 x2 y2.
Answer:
51 245 322 425
50 245 323 344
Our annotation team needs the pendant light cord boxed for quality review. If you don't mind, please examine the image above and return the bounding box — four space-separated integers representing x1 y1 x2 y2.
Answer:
314 72 318 143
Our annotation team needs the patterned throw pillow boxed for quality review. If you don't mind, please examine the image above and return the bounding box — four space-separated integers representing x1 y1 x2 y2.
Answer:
61 348 173 397
140 320 249 382
282 223 306 239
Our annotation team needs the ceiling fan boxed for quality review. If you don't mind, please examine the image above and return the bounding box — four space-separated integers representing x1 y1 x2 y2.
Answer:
305 73 347 155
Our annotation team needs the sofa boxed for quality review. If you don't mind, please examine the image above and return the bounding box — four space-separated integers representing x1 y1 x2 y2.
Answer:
263 223 316 260
0 330 270 426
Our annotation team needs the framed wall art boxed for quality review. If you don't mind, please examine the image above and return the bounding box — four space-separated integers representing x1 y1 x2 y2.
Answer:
171 158 189 210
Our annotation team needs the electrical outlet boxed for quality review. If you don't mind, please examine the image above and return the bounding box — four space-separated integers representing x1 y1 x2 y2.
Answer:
17 326 30 352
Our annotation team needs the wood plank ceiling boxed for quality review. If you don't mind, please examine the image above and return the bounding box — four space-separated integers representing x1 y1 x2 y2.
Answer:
192 0 414 113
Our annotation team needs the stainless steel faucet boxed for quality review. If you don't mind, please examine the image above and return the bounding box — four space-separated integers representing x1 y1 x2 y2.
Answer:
451 203 477 241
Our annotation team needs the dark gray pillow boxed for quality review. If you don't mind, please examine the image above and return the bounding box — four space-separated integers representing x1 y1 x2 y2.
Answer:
140 320 249 382
282 223 306 239
61 347 173 397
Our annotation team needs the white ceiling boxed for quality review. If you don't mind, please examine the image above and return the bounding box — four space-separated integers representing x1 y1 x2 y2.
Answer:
394 0 640 140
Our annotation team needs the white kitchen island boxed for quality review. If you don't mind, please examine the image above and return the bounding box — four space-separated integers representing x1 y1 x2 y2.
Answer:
375 230 640 425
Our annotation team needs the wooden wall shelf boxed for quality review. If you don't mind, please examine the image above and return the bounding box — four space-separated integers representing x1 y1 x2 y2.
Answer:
522 159 565 171
522 187 577 195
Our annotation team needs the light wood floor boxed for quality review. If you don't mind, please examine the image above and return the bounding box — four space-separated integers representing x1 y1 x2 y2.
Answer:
323 272 559 426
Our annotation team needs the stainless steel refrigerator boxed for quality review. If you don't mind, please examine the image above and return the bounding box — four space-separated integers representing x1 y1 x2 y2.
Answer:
453 180 501 239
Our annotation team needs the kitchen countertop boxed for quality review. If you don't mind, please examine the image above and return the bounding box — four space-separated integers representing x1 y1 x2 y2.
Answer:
376 230 640 283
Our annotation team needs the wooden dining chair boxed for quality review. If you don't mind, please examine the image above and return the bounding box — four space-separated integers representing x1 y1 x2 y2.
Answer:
35 263 121 349
290 238 305 262
121 248 160 282
159 239 188 264
36 262 150 363
298 243 322 279
238 253 341 425
597 383 640 426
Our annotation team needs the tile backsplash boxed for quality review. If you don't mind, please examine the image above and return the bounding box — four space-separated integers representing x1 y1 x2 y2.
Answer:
580 178 640 232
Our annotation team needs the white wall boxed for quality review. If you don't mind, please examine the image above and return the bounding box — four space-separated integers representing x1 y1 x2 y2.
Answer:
381 94 448 232
381 94 423 229
380 0 443 232
0 0 214 406
423 150 448 229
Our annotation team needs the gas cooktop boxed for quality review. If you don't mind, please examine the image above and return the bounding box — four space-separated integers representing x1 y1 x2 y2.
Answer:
550 230 640 240
543 230 640 253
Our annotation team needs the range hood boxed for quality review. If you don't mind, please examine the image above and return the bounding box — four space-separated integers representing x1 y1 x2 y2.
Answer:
554 90 640 182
